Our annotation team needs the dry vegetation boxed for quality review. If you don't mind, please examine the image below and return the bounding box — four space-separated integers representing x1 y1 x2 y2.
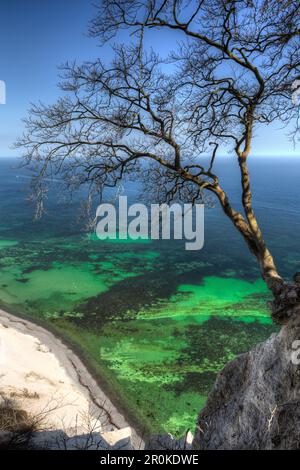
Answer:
0 396 46 450
0 394 134 450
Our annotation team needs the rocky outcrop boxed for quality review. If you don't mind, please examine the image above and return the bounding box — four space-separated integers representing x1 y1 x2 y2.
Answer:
193 315 300 450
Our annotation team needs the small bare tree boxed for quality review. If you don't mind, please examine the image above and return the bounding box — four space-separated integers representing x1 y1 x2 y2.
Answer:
17 0 300 323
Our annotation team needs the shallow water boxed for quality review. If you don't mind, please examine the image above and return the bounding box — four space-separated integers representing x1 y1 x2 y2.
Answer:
0 156 299 435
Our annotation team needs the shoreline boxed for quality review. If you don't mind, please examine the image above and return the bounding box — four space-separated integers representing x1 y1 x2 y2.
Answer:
0 308 144 449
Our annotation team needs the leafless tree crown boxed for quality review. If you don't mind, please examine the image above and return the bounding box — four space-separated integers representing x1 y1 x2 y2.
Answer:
17 0 300 320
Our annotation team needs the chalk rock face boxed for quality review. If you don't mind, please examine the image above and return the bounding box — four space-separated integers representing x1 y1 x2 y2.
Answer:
193 317 300 450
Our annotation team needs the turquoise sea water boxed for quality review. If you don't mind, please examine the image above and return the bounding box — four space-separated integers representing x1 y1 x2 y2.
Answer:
0 156 299 435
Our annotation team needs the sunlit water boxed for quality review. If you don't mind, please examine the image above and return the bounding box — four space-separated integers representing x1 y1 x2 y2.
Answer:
0 156 299 435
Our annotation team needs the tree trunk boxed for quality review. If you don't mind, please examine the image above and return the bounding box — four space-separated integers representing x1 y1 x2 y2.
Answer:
213 174 300 325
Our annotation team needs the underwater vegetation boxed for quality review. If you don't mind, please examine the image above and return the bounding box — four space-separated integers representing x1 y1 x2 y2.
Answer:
0 233 277 435
2 157 299 435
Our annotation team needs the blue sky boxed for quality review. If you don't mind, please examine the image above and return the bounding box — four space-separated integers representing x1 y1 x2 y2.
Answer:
0 0 299 158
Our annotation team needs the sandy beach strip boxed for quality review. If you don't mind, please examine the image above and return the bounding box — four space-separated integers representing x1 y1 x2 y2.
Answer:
0 308 143 448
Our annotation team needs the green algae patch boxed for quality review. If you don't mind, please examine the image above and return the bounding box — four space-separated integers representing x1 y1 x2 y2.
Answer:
0 262 109 314
47 315 276 436
0 240 18 250
88 232 152 244
0 237 160 320
137 276 271 324
0 233 276 436
90 317 276 433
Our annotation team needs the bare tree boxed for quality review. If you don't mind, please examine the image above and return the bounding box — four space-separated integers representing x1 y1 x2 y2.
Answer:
17 0 300 323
